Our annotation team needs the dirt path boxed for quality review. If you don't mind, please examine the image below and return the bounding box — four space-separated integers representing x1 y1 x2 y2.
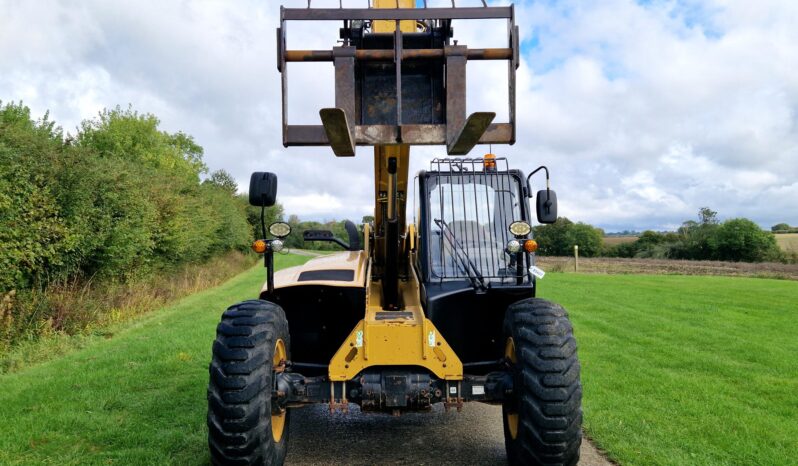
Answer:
285 403 612 465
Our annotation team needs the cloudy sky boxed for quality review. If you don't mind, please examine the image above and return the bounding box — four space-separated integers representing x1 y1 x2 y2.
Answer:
2 0 796 231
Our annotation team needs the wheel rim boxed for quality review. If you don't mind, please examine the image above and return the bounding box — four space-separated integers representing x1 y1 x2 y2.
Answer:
504 337 519 440
271 338 287 442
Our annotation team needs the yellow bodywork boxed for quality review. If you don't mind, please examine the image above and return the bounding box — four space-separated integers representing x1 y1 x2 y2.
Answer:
329 265 463 381
332 0 464 383
270 251 463 382
373 0 416 33
271 251 367 289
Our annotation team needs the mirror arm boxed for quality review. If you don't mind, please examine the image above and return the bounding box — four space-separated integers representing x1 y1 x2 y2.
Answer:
260 204 267 240
526 165 550 198
260 204 275 296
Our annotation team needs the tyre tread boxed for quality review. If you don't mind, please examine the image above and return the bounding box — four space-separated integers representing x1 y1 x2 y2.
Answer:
207 300 289 465
504 298 582 466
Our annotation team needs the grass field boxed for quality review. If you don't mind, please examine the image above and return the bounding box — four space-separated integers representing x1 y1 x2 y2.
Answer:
542 274 798 465
775 232 798 252
1 255 797 465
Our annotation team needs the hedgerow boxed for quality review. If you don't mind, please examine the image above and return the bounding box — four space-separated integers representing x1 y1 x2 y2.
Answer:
0 102 272 350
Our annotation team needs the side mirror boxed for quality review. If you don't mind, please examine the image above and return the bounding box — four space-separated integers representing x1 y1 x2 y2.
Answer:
536 189 558 224
249 172 277 207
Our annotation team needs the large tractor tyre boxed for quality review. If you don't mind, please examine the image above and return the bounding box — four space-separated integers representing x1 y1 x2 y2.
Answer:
502 298 582 466
207 300 291 466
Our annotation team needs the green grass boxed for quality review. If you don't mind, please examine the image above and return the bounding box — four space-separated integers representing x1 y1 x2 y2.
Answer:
541 274 798 465
1 259 796 465
0 254 310 466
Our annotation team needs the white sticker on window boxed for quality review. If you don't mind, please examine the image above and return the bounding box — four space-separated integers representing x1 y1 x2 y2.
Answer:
472 385 485 396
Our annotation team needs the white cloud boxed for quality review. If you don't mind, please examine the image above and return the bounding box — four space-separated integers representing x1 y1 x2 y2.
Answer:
1 0 796 230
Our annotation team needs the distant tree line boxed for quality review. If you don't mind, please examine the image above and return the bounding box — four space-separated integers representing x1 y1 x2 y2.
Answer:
532 207 791 263
771 223 797 234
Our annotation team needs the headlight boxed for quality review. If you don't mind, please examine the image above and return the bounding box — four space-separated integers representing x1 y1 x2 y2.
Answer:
508 221 531 237
506 239 521 253
270 239 284 252
269 222 292 238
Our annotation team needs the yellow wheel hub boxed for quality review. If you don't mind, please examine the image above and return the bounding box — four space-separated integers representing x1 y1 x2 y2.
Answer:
504 337 519 440
271 338 287 442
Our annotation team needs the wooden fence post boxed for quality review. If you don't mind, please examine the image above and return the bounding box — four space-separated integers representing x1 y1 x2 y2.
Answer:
574 245 579 272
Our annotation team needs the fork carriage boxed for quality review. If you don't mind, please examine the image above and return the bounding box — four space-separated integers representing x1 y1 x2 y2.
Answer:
277 3 518 155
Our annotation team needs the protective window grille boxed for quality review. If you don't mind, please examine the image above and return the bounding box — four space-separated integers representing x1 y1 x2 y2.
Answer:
426 157 527 286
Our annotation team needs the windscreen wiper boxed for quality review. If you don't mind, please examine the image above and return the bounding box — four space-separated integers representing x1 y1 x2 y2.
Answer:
434 218 486 291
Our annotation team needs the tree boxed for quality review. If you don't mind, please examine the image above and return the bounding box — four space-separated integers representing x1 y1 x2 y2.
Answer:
771 223 791 233
77 105 207 182
564 223 604 257
532 217 574 256
204 169 238 195
698 207 718 225
532 218 603 257
672 208 721 260
709 219 782 262
637 230 665 247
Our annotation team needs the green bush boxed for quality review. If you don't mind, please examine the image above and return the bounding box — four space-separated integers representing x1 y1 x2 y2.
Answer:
531 217 573 256
0 101 264 348
0 103 69 289
565 223 604 257
0 102 270 348
533 218 603 257
709 218 782 262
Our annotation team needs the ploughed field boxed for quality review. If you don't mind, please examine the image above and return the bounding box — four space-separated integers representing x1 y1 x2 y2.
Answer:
0 254 796 465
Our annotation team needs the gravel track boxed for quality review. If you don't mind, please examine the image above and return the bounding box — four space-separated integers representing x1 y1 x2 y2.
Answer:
285 403 611 466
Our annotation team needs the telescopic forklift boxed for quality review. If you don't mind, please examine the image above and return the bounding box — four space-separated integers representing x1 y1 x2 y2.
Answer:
208 2 581 465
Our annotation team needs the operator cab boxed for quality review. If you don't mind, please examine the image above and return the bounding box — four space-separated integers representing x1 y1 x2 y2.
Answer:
414 155 554 365
417 156 537 290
